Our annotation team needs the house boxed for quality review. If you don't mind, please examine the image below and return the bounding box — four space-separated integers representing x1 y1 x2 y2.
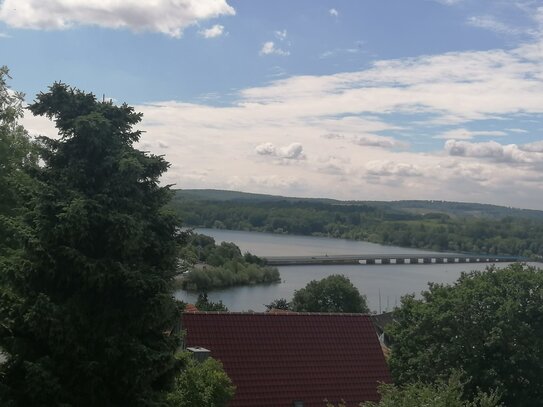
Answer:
181 311 391 407
370 312 395 350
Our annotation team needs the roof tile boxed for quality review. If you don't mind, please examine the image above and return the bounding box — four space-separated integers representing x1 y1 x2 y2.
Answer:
182 312 391 407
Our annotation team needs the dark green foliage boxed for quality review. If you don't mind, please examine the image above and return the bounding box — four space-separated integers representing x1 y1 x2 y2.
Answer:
0 84 182 406
0 68 39 403
171 192 543 258
182 264 280 292
387 264 543 407
358 375 501 407
242 252 266 266
194 293 228 312
179 233 280 291
173 188 340 204
291 274 369 313
175 189 543 220
166 351 235 407
264 298 290 311
0 67 37 257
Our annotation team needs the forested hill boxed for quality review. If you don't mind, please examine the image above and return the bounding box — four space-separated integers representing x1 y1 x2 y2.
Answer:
174 189 543 220
369 200 543 221
173 189 340 205
171 189 543 259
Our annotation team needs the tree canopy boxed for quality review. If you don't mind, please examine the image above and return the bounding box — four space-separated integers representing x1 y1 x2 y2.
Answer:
359 376 501 407
194 293 228 312
325 375 501 407
264 298 290 311
0 83 182 406
291 274 369 313
178 232 279 291
166 352 235 407
387 263 543 407
0 66 37 257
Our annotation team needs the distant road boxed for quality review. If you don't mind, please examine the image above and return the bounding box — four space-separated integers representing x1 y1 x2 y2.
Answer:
264 253 524 266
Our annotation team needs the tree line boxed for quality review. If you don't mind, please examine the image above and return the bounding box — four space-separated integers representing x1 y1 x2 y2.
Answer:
171 198 543 259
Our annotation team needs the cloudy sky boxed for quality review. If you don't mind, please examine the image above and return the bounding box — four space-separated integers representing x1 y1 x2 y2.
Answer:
2 0 543 209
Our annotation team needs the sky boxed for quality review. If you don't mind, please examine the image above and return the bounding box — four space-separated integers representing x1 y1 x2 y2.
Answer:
2 0 543 209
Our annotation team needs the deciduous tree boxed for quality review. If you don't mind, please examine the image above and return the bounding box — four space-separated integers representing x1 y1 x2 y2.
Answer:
387 263 543 407
0 66 37 256
264 298 290 311
291 274 369 313
359 375 501 407
195 293 228 312
166 352 234 407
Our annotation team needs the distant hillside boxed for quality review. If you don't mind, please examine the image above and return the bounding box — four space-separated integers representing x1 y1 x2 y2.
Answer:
369 200 543 221
173 189 340 204
174 189 543 221
170 189 543 258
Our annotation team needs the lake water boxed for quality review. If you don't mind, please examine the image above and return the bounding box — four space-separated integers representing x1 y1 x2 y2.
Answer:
174 228 527 312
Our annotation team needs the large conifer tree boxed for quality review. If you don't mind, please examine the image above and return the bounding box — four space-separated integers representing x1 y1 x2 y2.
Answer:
0 84 181 406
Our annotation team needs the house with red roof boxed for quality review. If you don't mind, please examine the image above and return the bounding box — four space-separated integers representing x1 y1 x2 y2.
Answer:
181 311 391 407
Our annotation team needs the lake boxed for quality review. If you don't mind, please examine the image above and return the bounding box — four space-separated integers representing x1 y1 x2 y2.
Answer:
174 228 526 312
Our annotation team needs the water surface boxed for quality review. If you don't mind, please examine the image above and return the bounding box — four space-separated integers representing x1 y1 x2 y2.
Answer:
175 228 529 312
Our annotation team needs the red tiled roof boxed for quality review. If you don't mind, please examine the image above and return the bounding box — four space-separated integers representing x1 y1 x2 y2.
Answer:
184 303 199 313
182 312 391 407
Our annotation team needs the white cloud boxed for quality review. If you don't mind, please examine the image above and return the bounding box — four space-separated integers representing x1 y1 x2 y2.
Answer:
521 140 543 152
274 29 287 41
352 134 407 149
449 162 492 182
319 41 367 59
0 32 10 38
0 0 235 38
445 140 543 164
255 142 305 160
365 160 422 177
467 15 528 36
316 155 351 176
280 143 305 159
321 133 344 140
243 39 543 124
329 8 339 17
199 24 225 38
22 112 57 139
259 41 290 56
434 128 507 140
433 0 463 5
255 142 276 156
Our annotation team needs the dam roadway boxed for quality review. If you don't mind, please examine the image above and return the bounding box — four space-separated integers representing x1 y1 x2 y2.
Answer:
263 253 524 266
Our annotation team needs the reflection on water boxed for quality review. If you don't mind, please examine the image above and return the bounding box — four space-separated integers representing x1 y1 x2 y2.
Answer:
175 228 529 312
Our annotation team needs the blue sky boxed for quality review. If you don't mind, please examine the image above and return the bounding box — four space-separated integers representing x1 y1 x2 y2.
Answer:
2 0 543 208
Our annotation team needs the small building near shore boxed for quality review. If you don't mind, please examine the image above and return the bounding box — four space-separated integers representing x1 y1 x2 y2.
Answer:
181 311 391 407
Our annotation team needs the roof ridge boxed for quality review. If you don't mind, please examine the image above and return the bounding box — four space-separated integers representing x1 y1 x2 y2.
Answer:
182 311 372 316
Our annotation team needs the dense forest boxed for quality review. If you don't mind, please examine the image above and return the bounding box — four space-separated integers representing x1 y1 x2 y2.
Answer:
177 232 280 291
171 190 543 259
